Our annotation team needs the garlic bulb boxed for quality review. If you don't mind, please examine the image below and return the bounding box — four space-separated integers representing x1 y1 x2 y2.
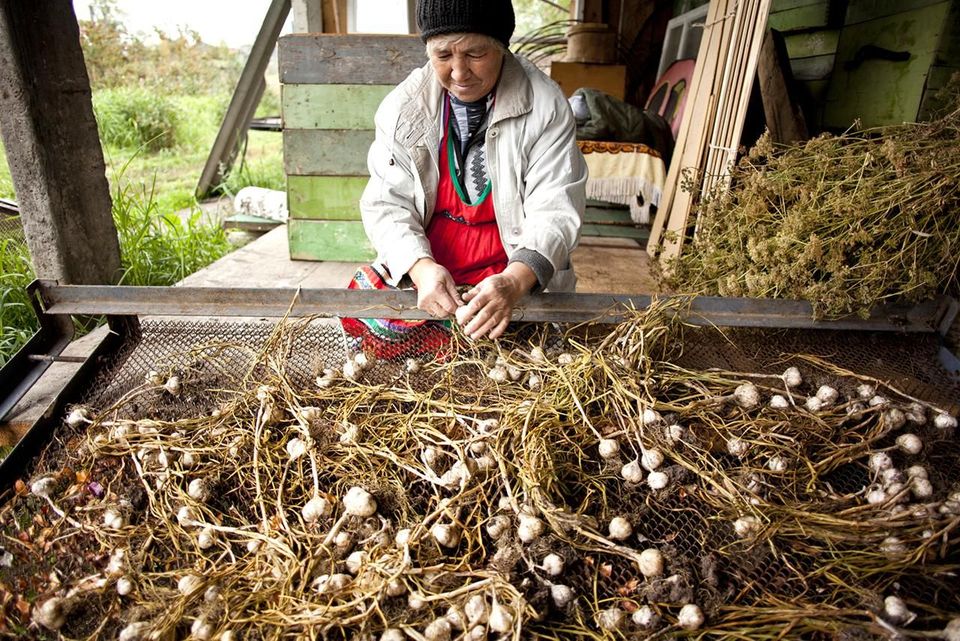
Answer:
198 526 216 549
621 460 644 483
869 395 888 407
204 584 221 603
733 516 760 538
769 395 790 410
191 617 214 641
804 396 825 412
815 385 838 404
529 346 546 362
642 408 662 426
103 508 126 529
934 412 958 431
942 618 960 641
431 523 461 548
116 576 134 595
596 607 625 631
727 437 748 457
66 407 91 427
246 539 261 553
354 352 370 370
634 607 661 630
906 465 928 480
286 438 308 460
34 596 66 629
395 528 412 547
641 448 664 471
302 496 332 523
558 352 574 365
896 433 923 455
866 486 888 505
488 601 514 634
342 359 359 381
882 595 913 625
181 451 197 468
608 516 632 540
880 536 907 556
424 618 452 641
527 373 542 390
118 622 151 641
542 553 564 576
598 438 620 459
638 548 664 577
487 366 508 383
30 476 57 499
733 383 760 409
647 471 669 490
857 383 876 399
188 478 210 502
219 632 236 641
164 375 181 396
316 369 336 388
884 408 907 430
486 515 511 539
313 573 352 594
345 550 367 575
386 579 406 597
343 486 377 517
677 603 705 630
517 514 545 543
881 468 904 485
767 456 787 473
911 477 933 499
869 452 893 473
905 402 927 425
550 584 575 608
106 548 127 576
446 605 466 630
782 367 802 387
298 407 320 422
178 574 203 595
465 594 489 625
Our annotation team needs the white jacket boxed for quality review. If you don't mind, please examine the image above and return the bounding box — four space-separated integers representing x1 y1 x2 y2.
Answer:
359 53 587 292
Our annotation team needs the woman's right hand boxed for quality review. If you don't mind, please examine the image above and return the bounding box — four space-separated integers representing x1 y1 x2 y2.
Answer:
407 258 462 318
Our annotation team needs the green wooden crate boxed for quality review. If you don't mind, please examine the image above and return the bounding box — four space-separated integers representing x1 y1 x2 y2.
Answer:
288 219 376 262
282 84 393 130
287 175 367 220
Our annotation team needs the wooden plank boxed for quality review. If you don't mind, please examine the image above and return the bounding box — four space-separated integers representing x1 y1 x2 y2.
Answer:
222 214 284 232
648 0 727 256
844 0 945 25
758 28 809 144
287 175 367 220
282 84 392 130
581 223 648 240
770 0 825 12
283 129 373 176
549 62 627 99
768 1 829 32
196 0 289 198
583 207 634 224
783 29 839 58
823 2 951 128
287 219 376 261
279 34 425 85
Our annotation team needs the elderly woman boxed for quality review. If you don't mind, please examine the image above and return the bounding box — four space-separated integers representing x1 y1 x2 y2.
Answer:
347 0 586 350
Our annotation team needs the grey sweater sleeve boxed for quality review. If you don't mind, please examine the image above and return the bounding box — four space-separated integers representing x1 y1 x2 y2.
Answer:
508 249 555 293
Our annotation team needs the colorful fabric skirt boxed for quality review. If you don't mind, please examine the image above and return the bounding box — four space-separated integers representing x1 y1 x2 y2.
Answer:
341 265 452 359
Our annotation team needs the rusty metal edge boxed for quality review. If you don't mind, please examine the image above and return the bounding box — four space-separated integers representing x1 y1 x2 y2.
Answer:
33 281 946 333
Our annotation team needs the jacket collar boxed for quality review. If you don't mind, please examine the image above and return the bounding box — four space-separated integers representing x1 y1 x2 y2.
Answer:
396 53 532 147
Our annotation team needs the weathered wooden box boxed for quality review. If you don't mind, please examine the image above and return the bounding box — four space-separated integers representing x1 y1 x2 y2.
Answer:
279 34 425 262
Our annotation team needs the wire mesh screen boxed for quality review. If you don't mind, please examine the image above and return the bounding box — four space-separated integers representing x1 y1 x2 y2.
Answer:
4 314 960 640
0 214 23 242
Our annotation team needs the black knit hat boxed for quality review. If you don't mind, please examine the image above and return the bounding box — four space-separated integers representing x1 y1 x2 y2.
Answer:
417 0 515 48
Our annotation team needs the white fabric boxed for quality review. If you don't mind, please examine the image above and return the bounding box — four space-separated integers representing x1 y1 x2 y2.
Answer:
359 54 587 292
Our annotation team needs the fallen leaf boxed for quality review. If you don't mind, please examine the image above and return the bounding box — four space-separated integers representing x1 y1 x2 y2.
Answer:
599 563 613 579
14 596 29 617
621 600 638 613
14 480 27 497
75 470 89 484
616 578 640 596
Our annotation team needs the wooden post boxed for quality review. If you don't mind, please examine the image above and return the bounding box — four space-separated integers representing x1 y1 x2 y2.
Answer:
195 0 291 199
321 0 349 33
407 0 418 35
292 0 323 32
0 0 120 285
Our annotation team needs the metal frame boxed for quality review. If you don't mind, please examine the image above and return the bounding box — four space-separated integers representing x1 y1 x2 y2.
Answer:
0 281 957 490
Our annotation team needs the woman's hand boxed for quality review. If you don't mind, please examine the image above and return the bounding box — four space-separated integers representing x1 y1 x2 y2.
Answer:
456 263 537 340
408 258 462 318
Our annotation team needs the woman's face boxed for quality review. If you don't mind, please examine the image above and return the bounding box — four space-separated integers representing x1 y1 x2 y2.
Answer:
427 34 505 103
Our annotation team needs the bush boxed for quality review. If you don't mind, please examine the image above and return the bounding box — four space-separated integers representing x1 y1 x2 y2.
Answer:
94 87 182 152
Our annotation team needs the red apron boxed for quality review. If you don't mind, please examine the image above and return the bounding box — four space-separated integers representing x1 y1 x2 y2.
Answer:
425 96 508 285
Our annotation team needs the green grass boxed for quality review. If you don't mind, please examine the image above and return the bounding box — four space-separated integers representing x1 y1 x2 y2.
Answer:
0 88 283 365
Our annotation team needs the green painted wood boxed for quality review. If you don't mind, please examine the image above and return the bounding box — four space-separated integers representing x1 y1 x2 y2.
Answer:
583 207 634 224
279 34 425 85
771 0 828 13
768 1 831 31
282 84 392 130
287 175 367 220
824 2 951 128
845 0 945 25
925 65 957 90
284 129 373 176
222 214 283 232
288 219 376 262
581 223 648 240
784 30 840 58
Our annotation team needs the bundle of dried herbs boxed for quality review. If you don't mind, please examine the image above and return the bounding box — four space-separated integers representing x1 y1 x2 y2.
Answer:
669 100 960 319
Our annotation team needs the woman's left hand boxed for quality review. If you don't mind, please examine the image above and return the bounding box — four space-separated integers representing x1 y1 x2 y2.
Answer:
456 263 538 340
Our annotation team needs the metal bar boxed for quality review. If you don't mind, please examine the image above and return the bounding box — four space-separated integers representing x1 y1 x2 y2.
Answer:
0 282 74 422
31 282 947 333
